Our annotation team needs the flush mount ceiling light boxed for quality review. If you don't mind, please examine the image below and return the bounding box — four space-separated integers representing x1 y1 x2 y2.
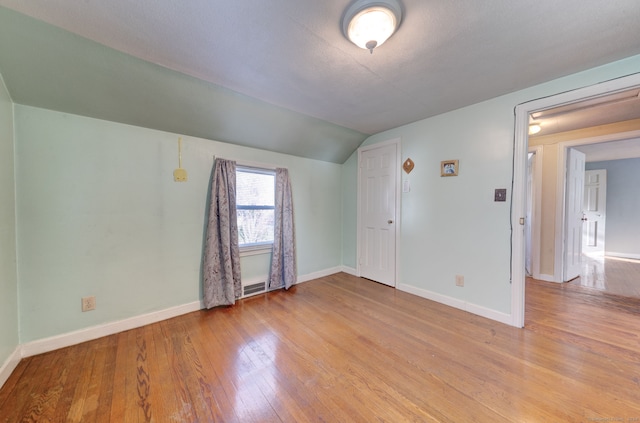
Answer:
342 0 403 54
528 123 541 135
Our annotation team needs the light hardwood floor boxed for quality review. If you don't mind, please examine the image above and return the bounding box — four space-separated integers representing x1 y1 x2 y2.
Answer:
1 272 639 422
566 254 640 298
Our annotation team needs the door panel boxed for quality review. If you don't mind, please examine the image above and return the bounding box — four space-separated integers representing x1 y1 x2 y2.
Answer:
583 169 607 255
359 143 397 286
564 148 586 281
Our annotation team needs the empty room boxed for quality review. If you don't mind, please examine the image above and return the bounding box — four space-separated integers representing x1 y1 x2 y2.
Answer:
1 1 640 421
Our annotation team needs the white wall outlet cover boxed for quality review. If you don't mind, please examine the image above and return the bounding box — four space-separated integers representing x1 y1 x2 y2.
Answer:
81 296 96 312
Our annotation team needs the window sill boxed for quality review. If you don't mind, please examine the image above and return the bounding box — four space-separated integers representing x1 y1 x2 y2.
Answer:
239 245 273 257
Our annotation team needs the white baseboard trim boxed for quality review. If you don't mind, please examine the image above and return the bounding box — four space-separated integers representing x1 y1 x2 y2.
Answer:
533 273 557 282
297 266 343 283
397 283 513 326
340 266 358 276
0 346 22 389
20 266 346 359
606 252 640 261
21 301 203 358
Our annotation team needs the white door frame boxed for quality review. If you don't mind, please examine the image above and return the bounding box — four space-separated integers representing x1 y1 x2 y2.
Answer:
356 138 402 286
527 145 543 280
511 72 640 328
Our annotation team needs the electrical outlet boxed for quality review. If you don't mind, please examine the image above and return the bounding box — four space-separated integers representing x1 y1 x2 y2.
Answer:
455 275 464 287
82 296 96 312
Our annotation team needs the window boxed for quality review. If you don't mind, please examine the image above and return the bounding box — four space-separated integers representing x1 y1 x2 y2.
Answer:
236 166 275 250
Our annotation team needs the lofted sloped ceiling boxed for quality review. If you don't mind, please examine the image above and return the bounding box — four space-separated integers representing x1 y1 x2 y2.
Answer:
1 1 640 163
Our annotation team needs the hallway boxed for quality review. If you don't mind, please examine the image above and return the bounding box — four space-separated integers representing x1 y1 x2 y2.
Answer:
567 254 640 298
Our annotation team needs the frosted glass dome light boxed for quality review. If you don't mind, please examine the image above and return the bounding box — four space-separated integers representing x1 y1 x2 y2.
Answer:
528 124 542 135
343 0 402 54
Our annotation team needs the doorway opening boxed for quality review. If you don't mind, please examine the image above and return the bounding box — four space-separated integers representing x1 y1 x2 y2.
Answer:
527 134 640 283
511 73 640 328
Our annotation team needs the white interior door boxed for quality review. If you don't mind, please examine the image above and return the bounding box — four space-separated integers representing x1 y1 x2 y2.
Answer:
564 148 586 281
582 169 607 256
358 142 398 286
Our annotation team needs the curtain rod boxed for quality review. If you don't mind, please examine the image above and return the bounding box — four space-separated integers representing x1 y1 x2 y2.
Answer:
213 156 279 170
237 160 278 170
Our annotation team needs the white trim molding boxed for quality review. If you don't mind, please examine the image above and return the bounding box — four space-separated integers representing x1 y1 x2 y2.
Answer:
397 283 512 326
534 274 557 283
0 346 22 389
527 145 544 280
297 267 344 283
340 266 358 276
21 301 204 358
606 252 640 261
17 266 349 360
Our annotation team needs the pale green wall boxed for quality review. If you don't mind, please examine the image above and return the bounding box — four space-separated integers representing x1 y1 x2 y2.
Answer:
0 73 18 365
9 53 640 345
341 152 358 270
343 54 640 315
14 106 343 342
0 6 366 165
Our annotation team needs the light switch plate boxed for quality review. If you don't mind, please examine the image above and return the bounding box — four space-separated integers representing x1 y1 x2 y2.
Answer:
494 188 507 202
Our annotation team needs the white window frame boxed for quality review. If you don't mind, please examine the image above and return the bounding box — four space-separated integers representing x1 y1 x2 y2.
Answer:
236 165 276 256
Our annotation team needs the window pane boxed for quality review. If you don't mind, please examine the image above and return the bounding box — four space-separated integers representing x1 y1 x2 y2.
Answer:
236 170 275 206
236 167 275 248
237 209 274 245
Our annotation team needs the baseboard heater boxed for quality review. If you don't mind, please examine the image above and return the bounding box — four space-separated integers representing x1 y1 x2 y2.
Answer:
243 281 267 298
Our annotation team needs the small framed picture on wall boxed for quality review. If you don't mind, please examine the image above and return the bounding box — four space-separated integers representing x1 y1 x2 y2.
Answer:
440 160 459 177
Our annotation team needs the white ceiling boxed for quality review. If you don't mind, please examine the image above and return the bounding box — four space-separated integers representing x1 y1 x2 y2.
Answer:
1 1 640 162
577 138 640 162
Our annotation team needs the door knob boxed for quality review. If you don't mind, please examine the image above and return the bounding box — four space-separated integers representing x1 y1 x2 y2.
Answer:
388 220 393 224
581 217 588 221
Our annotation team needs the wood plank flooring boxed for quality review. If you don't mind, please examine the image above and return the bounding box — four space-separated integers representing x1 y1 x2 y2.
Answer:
567 254 640 298
1 272 640 422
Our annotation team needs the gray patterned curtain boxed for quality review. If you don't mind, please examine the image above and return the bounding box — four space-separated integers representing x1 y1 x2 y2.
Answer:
203 159 242 308
268 168 297 289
